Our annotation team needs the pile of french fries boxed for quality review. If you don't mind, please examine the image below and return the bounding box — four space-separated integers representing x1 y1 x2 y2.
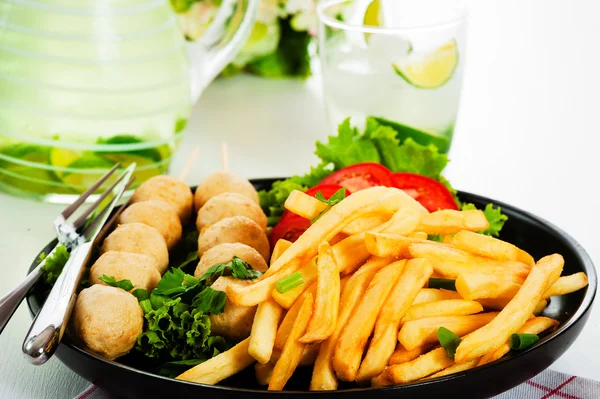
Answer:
176 187 589 390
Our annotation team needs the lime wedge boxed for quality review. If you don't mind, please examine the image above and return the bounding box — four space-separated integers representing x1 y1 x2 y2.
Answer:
60 154 114 190
393 40 459 89
49 148 80 177
364 0 382 26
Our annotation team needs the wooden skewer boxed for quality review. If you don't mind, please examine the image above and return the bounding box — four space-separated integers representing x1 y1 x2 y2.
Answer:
178 145 200 182
221 142 229 173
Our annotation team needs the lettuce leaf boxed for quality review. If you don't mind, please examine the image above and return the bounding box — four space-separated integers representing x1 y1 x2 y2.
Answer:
40 245 70 287
258 117 507 237
462 203 508 237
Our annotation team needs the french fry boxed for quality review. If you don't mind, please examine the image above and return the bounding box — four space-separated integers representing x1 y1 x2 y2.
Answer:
398 313 498 351
543 272 588 299
389 344 431 365
365 232 429 258
452 230 534 266
311 256 391 390
534 299 548 315
284 190 327 220
269 293 314 390
385 347 453 384
454 254 563 364
442 235 454 244
176 338 255 384
329 233 347 246
272 233 373 308
412 288 462 305
255 362 274 385
270 239 292 267
357 259 433 381
229 187 415 306
275 285 316 349
418 209 489 235
249 298 284 364
270 344 319 367
409 232 428 240
425 360 479 379
478 316 559 365
371 373 393 388
301 243 340 343
455 272 524 300
333 261 405 381
342 214 390 235
378 207 423 235
402 299 484 323
408 243 530 279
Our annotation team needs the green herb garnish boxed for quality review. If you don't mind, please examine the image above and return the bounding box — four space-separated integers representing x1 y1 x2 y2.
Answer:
437 326 462 359
510 333 539 350
275 272 304 294
199 256 263 285
99 275 134 291
311 187 346 223
429 278 457 291
191 287 227 314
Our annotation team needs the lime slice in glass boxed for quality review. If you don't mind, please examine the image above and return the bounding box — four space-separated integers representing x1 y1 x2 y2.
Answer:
364 0 382 26
393 39 459 89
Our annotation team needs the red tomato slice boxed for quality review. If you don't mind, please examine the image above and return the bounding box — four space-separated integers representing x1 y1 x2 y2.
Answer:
390 172 458 212
319 162 392 192
269 214 311 248
280 184 350 221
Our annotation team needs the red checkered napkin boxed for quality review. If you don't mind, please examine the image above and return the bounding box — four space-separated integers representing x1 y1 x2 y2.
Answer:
76 369 600 399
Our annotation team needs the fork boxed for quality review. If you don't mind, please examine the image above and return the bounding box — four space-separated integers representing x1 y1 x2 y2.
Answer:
0 163 134 352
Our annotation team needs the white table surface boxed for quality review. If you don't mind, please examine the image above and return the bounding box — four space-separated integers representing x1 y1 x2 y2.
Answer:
1 0 599 397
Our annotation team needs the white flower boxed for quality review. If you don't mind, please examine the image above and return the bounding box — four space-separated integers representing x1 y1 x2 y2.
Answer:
257 0 284 24
286 0 317 34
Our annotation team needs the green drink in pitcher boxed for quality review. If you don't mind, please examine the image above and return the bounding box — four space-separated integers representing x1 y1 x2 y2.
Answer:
0 0 257 202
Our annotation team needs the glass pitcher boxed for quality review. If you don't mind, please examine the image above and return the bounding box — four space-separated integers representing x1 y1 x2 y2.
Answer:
0 0 256 202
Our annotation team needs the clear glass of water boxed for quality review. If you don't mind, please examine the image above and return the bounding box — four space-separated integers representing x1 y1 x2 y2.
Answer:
317 0 466 153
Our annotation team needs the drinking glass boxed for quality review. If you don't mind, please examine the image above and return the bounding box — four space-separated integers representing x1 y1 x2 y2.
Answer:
317 0 466 153
0 0 256 202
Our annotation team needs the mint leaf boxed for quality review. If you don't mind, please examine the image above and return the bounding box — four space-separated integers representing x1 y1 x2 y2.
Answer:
99 275 134 291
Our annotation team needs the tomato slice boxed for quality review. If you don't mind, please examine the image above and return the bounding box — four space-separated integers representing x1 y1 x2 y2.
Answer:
390 172 458 212
319 162 392 192
269 214 311 249
280 184 350 221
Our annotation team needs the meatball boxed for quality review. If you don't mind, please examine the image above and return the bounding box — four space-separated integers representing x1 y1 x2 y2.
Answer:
90 251 161 293
209 277 257 341
194 243 268 279
196 192 268 232
194 171 259 210
197 216 270 261
131 175 193 224
102 223 169 274
72 285 143 360
118 200 182 250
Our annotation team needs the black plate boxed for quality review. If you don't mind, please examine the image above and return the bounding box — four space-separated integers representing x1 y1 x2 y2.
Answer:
26 179 597 399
